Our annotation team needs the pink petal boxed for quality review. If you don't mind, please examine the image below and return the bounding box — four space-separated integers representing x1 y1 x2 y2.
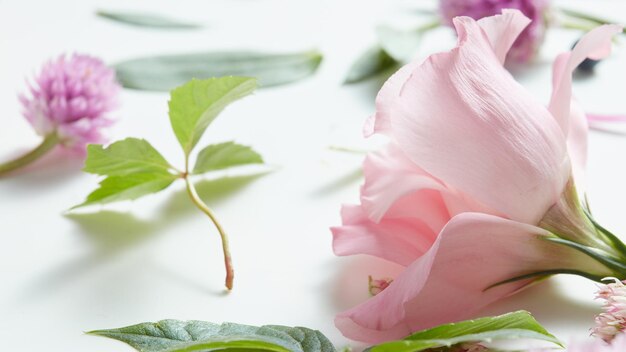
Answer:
567 99 589 191
336 213 612 343
365 61 420 137
476 9 531 64
549 25 622 133
388 14 568 224
332 204 437 266
587 114 626 123
360 144 446 224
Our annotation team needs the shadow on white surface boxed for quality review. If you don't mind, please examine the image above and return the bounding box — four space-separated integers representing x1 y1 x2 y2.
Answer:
12 174 267 303
311 167 363 197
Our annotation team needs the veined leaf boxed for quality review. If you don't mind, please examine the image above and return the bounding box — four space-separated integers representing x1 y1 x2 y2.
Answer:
114 50 323 91
367 311 561 352
343 45 398 84
88 320 336 352
84 138 174 176
97 10 201 29
168 77 257 156
74 172 177 208
193 141 263 174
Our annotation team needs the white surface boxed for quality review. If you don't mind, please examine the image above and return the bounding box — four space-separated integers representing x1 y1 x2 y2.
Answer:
1 0 626 351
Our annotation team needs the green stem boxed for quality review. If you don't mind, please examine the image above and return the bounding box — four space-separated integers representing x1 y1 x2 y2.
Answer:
559 21 600 32
559 7 626 33
0 134 59 176
184 175 234 290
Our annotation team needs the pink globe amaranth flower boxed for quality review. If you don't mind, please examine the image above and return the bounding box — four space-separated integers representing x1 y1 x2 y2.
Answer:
439 0 549 62
332 10 624 343
592 278 626 342
20 53 120 151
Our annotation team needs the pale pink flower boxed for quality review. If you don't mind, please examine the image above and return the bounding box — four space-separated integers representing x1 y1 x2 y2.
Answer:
592 278 626 342
332 10 623 343
439 0 549 62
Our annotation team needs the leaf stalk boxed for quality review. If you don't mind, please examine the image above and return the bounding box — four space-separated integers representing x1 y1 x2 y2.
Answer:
184 175 234 290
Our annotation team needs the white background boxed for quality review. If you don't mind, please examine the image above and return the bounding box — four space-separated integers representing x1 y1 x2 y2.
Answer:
1 0 626 351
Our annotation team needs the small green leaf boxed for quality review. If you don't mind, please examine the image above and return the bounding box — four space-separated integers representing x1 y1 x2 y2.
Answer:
74 138 179 208
75 173 177 208
343 46 399 84
193 142 263 174
168 77 257 156
367 311 561 352
84 138 174 176
97 10 201 29
114 50 323 92
88 320 336 352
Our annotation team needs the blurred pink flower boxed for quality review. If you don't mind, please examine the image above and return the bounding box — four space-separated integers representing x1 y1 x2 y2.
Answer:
439 0 549 62
332 10 623 343
592 278 626 342
20 53 120 151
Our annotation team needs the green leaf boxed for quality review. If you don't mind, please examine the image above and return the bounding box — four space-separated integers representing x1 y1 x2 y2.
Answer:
168 77 257 156
367 311 561 352
375 26 423 62
74 138 179 208
75 172 177 208
193 142 263 174
88 320 336 352
114 50 323 91
343 45 399 84
97 10 201 29
84 138 174 176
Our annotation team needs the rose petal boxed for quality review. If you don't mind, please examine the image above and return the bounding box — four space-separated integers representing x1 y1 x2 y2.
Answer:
567 99 589 192
366 61 421 137
476 9 531 64
332 204 437 266
360 144 446 224
549 25 622 133
336 212 611 343
388 14 568 224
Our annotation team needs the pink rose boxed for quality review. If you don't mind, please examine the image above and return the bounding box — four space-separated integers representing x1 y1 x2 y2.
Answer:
332 10 623 343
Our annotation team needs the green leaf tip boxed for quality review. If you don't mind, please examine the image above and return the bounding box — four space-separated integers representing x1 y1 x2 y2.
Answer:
96 10 202 29
88 320 336 352
344 46 398 84
168 77 257 157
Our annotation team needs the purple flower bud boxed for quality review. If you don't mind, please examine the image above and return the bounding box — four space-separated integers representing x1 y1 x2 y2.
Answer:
20 54 121 151
439 0 549 63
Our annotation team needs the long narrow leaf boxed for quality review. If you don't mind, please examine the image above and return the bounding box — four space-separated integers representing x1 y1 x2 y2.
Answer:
115 50 323 91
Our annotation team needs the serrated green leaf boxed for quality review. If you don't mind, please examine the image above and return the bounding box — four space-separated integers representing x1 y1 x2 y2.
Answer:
192 142 263 174
88 320 336 352
84 138 174 176
114 50 322 92
168 77 257 156
367 311 561 352
97 10 202 29
74 172 177 208
343 45 399 84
